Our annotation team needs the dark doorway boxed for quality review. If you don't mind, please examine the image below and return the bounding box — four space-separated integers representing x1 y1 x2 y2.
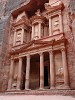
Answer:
44 66 48 86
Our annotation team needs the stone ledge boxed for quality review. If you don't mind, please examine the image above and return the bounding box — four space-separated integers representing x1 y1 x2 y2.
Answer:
0 90 75 96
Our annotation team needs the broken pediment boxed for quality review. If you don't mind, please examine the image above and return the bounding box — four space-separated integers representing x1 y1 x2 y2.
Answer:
45 1 64 12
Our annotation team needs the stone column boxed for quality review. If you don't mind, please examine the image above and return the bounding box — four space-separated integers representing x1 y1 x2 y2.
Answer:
32 25 34 40
49 17 52 36
25 55 30 90
21 28 24 44
7 59 14 90
59 12 63 33
13 31 16 46
61 48 70 89
39 23 41 39
49 50 55 89
16 57 22 90
40 52 44 89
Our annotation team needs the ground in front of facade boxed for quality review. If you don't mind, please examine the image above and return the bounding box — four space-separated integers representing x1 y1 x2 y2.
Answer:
0 95 75 100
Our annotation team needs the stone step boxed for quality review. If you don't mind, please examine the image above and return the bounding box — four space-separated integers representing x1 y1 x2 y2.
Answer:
0 90 75 96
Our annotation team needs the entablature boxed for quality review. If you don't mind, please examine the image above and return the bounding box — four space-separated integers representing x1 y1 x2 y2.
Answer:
9 38 67 60
9 33 67 56
45 1 64 14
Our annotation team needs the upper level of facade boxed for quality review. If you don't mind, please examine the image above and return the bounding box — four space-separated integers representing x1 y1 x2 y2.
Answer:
10 0 65 51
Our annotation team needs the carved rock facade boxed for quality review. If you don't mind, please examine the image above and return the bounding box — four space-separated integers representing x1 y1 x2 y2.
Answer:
0 0 75 93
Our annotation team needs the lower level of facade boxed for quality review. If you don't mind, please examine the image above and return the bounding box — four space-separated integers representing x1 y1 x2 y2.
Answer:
7 37 70 91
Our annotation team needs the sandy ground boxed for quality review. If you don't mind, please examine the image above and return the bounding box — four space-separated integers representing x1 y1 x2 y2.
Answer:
0 95 75 100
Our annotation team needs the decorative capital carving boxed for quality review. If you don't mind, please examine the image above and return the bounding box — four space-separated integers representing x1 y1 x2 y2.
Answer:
61 48 66 52
39 52 43 56
27 55 30 59
49 50 53 55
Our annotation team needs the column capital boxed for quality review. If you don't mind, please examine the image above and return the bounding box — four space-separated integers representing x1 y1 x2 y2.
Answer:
49 50 53 54
58 11 62 15
61 48 66 52
10 58 14 60
39 52 43 56
19 56 22 59
27 55 30 58
49 16 52 19
39 21 42 24
11 56 14 60
13 28 17 32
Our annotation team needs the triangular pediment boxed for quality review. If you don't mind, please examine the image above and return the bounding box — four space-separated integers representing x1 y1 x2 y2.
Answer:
20 40 51 51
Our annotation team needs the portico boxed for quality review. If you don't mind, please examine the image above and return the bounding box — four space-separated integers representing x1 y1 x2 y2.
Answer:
7 37 70 91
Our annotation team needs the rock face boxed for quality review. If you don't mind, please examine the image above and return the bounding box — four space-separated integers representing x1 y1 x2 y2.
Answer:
0 0 75 92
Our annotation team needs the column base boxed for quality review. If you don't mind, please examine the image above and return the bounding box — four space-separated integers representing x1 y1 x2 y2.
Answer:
25 88 31 91
7 89 11 91
63 85 70 90
38 87 46 91
7 88 21 91
16 88 21 91
50 86 55 90
39 88 44 90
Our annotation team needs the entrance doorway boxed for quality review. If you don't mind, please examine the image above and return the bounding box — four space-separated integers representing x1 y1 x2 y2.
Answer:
44 66 48 87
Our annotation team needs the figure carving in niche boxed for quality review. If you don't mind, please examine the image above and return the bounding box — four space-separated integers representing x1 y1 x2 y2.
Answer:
12 74 17 89
57 67 64 78
16 31 21 45
69 13 75 41
12 82 17 89
35 9 41 16
54 20 59 28
56 66 64 86
55 53 64 86
16 33 21 41
68 0 75 41
52 16 59 35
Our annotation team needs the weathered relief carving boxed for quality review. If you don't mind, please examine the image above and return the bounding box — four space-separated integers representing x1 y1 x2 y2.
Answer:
54 52 64 88
52 16 60 35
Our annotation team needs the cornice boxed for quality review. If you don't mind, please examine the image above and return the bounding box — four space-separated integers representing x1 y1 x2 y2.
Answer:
30 15 47 24
45 2 64 13
9 37 67 55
